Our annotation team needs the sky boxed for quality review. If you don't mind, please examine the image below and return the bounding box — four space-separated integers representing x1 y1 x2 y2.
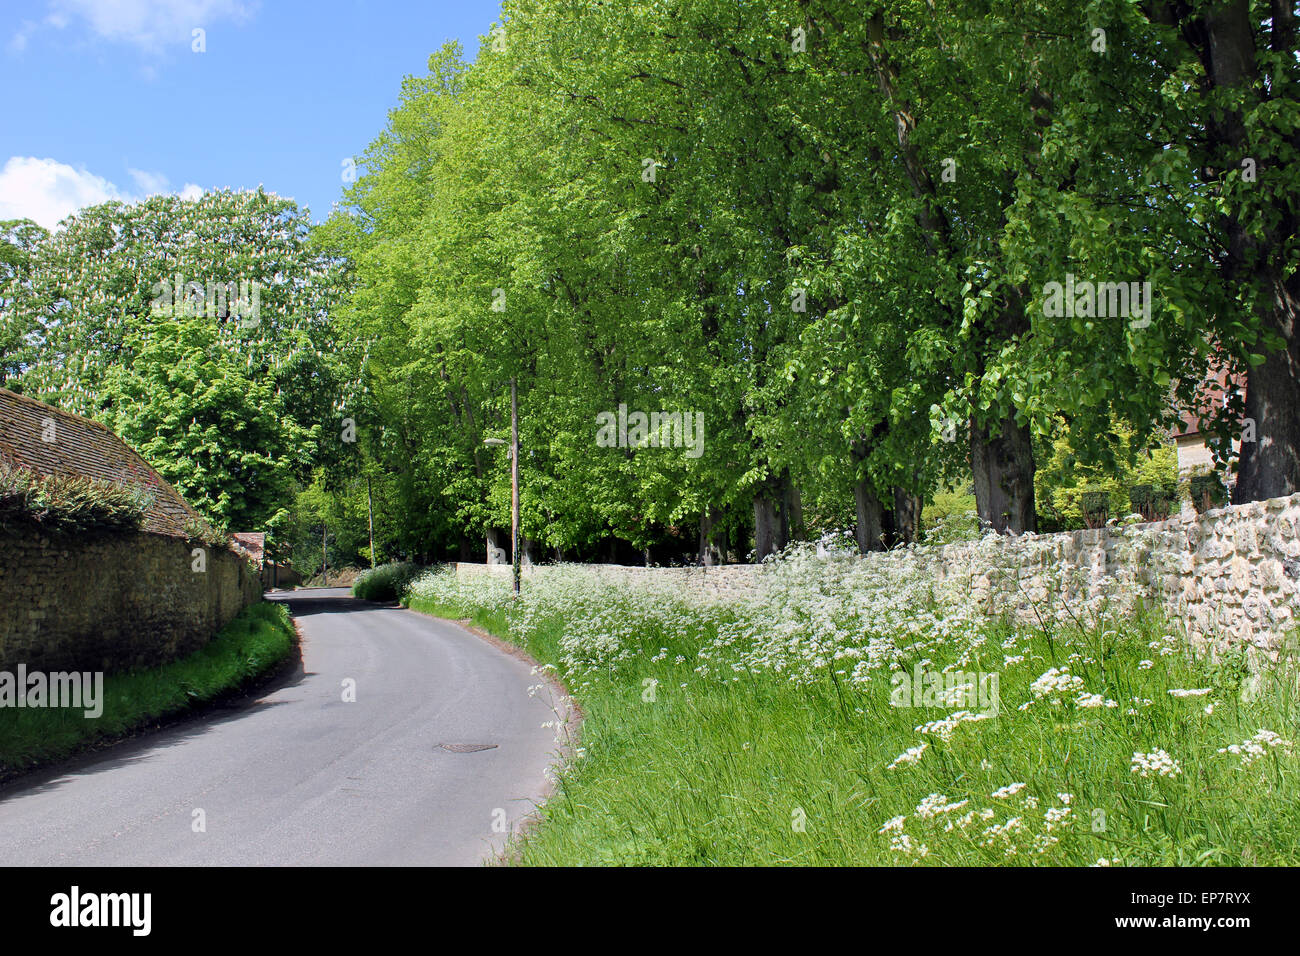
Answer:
0 0 502 229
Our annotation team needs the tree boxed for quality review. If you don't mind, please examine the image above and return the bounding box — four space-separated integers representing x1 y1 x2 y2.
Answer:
4 189 348 531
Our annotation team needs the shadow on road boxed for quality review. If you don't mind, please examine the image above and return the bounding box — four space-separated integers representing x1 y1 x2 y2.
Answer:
0 645 310 804
268 589 400 617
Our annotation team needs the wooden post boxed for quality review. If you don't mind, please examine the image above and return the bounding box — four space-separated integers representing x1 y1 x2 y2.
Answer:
367 475 376 568
510 377 521 595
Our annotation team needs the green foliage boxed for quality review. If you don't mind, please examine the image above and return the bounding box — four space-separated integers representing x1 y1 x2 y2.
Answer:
352 561 423 602
921 485 981 545
283 471 395 575
0 219 49 387
99 320 311 532
1189 472 1229 513
182 516 231 550
1035 422 1180 531
2 190 348 533
0 462 149 534
7 0 1298 561
311 0 1300 560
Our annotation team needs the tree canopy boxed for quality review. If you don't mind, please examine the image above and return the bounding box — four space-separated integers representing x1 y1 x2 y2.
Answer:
3 0 1296 568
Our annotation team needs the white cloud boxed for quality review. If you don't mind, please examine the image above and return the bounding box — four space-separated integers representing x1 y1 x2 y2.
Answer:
0 157 124 229
0 157 203 230
12 1 256 56
128 167 171 195
130 167 203 201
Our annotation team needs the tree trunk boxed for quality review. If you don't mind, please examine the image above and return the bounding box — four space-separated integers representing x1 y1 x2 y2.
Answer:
1189 2 1300 502
1235 309 1300 500
486 528 508 565
1142 1 1300 501
854 479 889 553
786 482 806 542
970 414 1037 533
754 472 796 560
893 486 923 544
753 493 782 560
698 508 726 565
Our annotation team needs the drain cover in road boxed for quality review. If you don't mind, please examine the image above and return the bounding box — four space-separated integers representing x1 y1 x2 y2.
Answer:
439 743 499 753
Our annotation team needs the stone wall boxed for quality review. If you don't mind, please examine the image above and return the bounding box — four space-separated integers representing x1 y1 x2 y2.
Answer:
455 491 1300 664
0 528 263 673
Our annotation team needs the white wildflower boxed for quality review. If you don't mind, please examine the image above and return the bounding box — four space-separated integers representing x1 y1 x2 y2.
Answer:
1217 729 1295 768
1131 749 1182 778
991 782 1027 799
887 743 929 770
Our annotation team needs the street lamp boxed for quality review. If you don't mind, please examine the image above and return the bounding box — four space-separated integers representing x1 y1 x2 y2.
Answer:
483 377 521 595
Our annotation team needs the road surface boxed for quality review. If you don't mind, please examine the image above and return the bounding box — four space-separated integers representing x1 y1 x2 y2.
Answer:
0 589 564 865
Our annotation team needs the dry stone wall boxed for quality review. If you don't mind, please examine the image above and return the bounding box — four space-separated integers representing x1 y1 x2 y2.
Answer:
0 528 262 673
456 492 1300 664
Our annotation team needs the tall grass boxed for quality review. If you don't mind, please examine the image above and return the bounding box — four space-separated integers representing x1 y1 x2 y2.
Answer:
405 555 1299 866
0 601 296 777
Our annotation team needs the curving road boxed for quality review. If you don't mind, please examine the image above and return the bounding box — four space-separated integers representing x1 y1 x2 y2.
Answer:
0 589 564 866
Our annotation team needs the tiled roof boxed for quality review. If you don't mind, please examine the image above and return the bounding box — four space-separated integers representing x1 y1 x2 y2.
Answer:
231 531 265 567
1172 364 1247 439
0 387 204 538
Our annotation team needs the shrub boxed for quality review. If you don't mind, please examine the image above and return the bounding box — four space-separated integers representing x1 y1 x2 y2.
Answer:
1129 483 1174 522
304 565 363 588
183 516 231 549
1035 421 1179 532
1080 490 1110 528
1189 473 1228 513
922 485 981 544
0 462 150 534
353 561 423 602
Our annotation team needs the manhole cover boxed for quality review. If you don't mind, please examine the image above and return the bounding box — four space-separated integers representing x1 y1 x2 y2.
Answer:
439 743 499 753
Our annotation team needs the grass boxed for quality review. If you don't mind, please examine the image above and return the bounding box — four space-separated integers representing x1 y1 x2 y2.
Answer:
0 601 297 778
403 560 1300 866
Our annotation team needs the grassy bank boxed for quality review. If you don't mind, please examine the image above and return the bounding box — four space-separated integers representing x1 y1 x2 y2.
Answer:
0 601 297 778
404 557 1299 866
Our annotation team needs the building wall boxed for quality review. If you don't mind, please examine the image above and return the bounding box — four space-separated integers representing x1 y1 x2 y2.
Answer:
1175 434 1215 473
0 529 263 673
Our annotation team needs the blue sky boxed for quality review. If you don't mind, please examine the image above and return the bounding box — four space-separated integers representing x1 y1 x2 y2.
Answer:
0 0 501 228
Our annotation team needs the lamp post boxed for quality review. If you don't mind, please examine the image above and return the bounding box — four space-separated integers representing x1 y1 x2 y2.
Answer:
483 377 521 595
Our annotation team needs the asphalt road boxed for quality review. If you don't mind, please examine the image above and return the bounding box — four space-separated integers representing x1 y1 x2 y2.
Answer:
0 589 564 866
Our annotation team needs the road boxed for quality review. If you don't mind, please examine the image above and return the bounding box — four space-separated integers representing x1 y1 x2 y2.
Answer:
0 589 565 865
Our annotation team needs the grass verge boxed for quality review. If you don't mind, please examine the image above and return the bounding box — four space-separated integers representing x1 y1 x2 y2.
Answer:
404 565 1300 866
0 601 297 780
